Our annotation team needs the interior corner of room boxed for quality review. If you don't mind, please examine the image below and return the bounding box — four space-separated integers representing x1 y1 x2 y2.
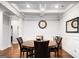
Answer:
0 1 79 58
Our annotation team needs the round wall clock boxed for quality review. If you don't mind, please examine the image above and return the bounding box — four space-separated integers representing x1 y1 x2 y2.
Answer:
71 19 78 28
38 20 47 29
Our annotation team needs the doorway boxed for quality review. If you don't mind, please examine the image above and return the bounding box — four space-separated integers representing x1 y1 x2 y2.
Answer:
11 25 13 44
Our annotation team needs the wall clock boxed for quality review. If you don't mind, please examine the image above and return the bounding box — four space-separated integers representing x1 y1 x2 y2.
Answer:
71 19 78 28
38 20 47 29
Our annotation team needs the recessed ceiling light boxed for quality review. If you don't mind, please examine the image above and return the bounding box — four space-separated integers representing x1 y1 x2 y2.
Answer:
26 4 30 8
55 5 59 8
61 5 64 8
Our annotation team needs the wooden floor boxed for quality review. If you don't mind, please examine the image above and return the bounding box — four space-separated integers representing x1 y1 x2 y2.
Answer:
0 44 73 58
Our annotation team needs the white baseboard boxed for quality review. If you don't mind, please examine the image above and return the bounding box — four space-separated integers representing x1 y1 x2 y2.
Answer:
62 46 75 58
0 44 11 50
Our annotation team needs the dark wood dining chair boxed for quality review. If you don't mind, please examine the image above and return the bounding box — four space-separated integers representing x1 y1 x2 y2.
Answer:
34 40 49 58
55 36 62 57
49 36 62 57
17 37 33 58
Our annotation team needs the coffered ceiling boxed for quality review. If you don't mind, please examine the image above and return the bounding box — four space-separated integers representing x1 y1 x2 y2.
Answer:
8 1 78 13
0 1 79 20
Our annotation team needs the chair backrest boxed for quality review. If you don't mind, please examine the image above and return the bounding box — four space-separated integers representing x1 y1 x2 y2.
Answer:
55 36 62 48
34 40 49 58
17 37 23 48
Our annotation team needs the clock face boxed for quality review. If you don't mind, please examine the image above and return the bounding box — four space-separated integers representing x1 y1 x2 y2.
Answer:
71 20 78 28
40 22 46 27
38 20 47 29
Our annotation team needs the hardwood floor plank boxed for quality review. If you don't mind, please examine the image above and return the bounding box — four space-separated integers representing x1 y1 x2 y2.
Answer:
0 44 73 58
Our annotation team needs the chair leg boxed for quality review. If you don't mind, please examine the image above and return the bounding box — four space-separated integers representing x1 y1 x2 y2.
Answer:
29 48 33 58
23 52 24 58
31 48 33 57
60 48 62 57
48 52 50 58
57 49 59 57
20 51 22 58
55 51 56 57
26 51 28 58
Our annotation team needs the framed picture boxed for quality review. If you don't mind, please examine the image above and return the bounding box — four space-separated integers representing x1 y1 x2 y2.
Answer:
66 17 79 33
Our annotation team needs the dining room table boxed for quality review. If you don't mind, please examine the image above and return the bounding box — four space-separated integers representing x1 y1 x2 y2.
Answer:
22 39 57 57
22 40 56 48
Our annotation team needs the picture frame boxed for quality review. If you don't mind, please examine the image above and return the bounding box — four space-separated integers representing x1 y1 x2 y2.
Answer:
66 17 79 33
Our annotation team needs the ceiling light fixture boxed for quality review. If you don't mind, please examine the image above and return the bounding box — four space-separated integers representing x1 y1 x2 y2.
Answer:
61 5 64 8
55 5 59 8
26 4 30 8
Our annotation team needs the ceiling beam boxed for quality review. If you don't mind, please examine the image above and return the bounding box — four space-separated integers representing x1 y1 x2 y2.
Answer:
0 1 22 18
19 9 64 14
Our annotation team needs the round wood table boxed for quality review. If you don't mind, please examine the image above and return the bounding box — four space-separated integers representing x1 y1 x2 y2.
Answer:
22 40 56 48
22 40 56 57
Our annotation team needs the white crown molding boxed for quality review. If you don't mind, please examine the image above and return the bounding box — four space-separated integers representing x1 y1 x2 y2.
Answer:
64 4 76 12
0 1 22 18
11 3 20 12
23 17 59 21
